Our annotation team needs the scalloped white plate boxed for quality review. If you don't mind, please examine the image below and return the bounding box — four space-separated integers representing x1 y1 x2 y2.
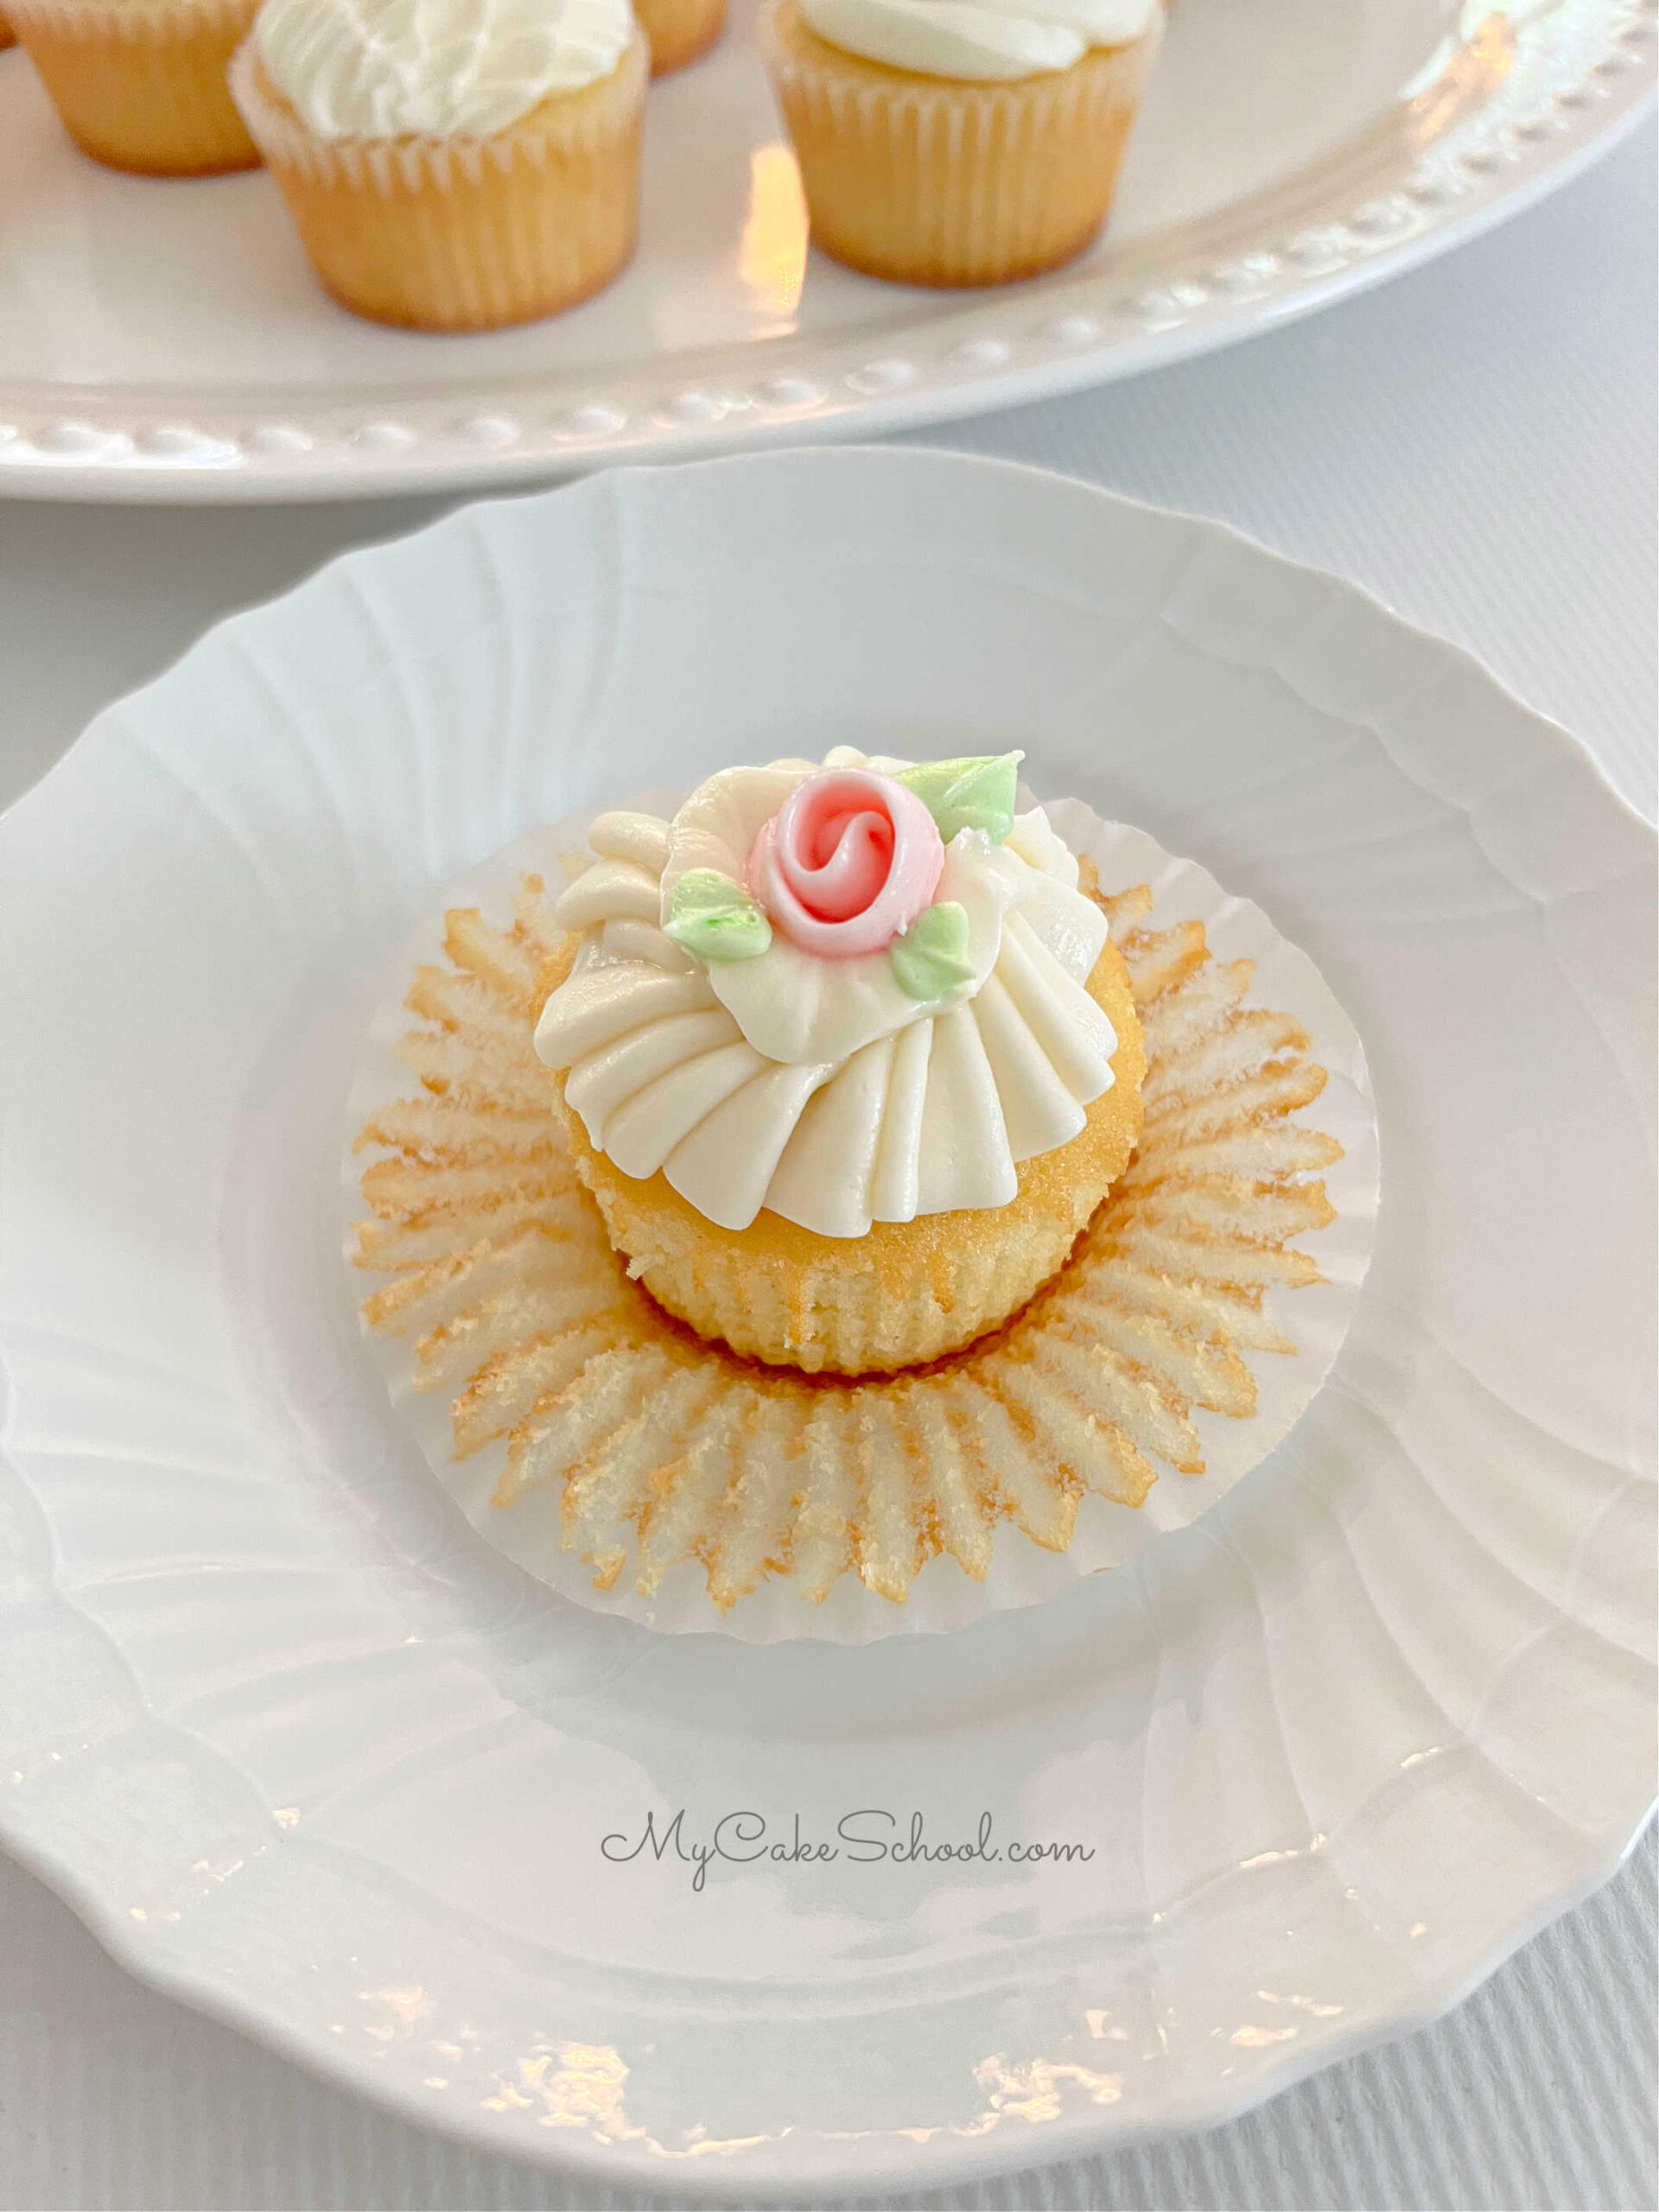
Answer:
0 0 1654 500
0 448 1654 2200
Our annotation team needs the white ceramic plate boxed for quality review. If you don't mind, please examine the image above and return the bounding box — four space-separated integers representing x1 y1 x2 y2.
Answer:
1 0 1653 502
0 448 1653 2199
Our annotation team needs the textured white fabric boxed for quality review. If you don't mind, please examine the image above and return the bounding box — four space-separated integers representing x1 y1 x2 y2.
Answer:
0 117 1652 2212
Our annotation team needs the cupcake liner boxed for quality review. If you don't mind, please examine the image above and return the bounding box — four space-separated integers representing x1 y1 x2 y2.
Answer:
228 35 647 330
635 0 726 76
345 797 1378 1644
8 0 251 47
11 0 260 175
759 0 1160 287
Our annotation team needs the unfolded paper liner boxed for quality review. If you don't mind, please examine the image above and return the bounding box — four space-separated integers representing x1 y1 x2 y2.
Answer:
346 803 1379 1645
635 0 727 76
228 34 647 329
759 0 1160 287
10 0 260 175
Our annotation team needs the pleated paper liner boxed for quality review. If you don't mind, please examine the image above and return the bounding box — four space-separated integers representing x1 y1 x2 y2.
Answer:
759 0 1161 288
345 801 1378 1644
10 0 260 175
228 34 647 332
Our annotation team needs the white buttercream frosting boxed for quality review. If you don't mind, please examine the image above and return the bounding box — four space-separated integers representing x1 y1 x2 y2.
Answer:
795 0 1157 83
254 0 634 142
534 750 1119 1238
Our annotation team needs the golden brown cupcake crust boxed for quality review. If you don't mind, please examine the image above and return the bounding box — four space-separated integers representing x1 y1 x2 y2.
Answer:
540 869 1147 1376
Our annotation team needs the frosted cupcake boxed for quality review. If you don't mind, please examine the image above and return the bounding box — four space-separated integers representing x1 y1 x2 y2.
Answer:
230 0 647 331
634 0 724 75
10 0 261 175
532 750 1146 1374
349 760 1365 1628
760 0 1161 286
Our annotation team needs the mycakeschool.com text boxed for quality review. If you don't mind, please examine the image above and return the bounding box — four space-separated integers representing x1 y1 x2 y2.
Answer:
600 1809 1098 1892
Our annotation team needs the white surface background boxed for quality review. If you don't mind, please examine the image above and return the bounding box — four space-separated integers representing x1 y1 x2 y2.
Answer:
0 115 1654 2212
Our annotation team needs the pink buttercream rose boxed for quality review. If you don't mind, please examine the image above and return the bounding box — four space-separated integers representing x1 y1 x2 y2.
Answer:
746 769 944 957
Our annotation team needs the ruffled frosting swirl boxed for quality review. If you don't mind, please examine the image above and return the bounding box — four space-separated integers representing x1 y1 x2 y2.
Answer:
797 0 1159 84
254 0 634 142
534 749 1117 1237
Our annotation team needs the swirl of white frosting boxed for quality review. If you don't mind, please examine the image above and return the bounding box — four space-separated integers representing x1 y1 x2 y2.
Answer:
534 750 1119 1239
796 0 1157 83
254 0 634 142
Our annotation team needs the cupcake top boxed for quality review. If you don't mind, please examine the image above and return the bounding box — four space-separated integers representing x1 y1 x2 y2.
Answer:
253 0 634 140
534 749 1123 1237
794 0 1158 82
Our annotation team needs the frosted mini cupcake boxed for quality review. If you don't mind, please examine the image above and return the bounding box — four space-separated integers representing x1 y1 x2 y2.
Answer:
533 750 1146 1373
760 0 1161 286
230 0 647 331
10 0 261 175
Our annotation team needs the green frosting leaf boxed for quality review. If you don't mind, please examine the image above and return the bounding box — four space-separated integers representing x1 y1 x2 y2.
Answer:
663 869 772 962
889 900 976 1001
894 752 1024 844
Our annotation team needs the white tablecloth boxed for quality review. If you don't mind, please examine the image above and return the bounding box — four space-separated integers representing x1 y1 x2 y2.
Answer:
1 117 1653 2212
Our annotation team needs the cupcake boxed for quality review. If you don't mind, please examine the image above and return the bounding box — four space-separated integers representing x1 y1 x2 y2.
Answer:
760 0 1162 286
229 0 647 332
0 13 17 50
634 0 724 75
533 750 1146 1373
10 0 261 175
348 762 1363 1628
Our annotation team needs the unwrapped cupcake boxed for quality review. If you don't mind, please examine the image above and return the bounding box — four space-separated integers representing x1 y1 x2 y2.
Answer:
534 750 1145 1372
10 0 262 175
350 747 1370 1637
760 0 1162 286
230 0 648 330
